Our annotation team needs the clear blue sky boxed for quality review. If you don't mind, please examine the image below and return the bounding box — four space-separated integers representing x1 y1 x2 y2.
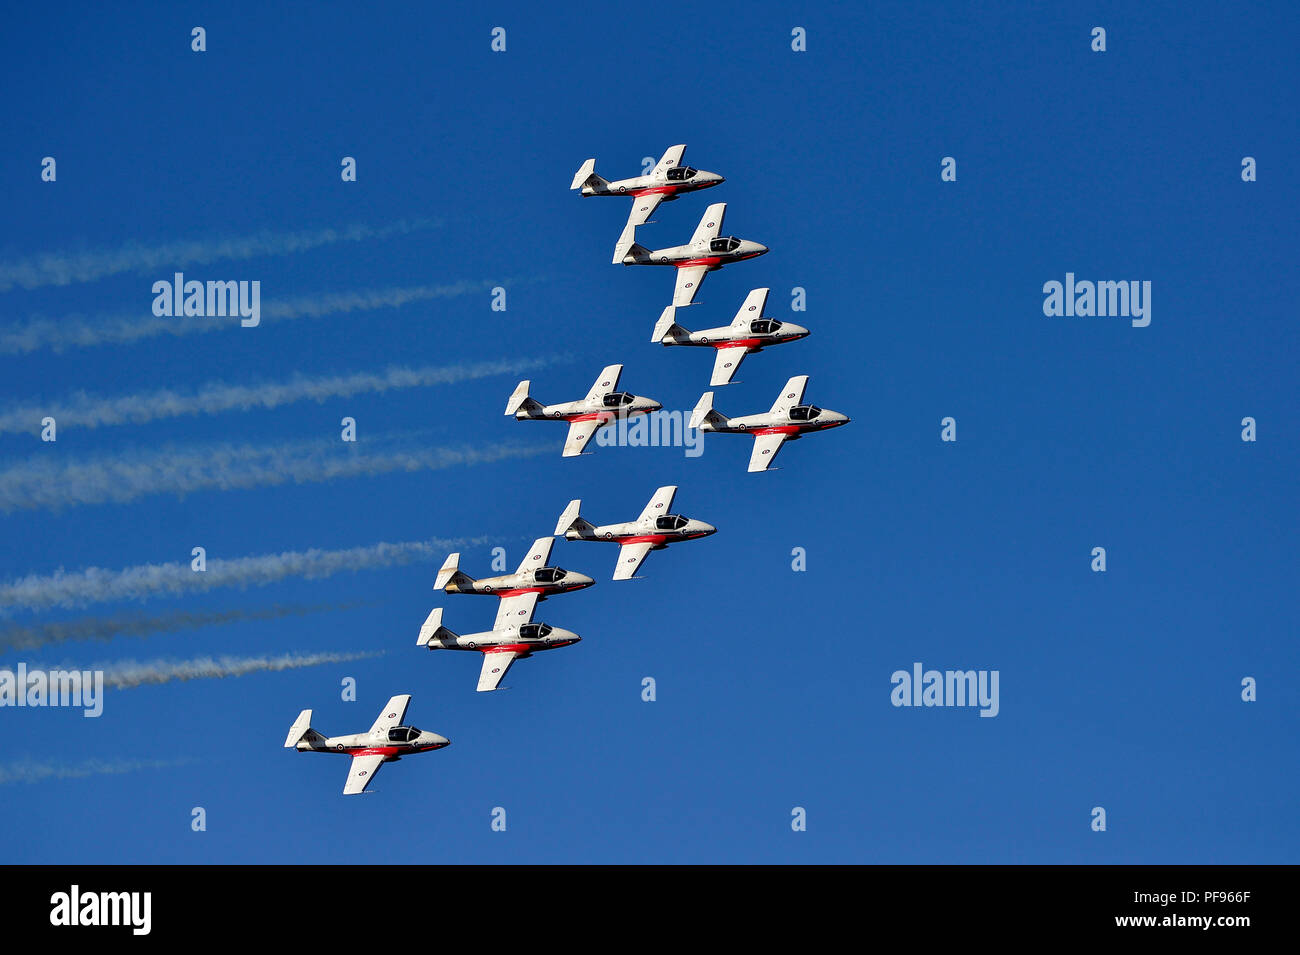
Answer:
1 1 1296 863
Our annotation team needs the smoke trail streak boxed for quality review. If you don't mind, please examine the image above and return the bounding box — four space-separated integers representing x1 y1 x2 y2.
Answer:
0 602 362 652
0 279 517 355
0 356 562 434
96 650 382 689
0 758 188 785
0 220 437 292
0 438 551 513
0 536 490 613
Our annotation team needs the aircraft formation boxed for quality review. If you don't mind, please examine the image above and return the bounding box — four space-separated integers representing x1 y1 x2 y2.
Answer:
286 144 847 794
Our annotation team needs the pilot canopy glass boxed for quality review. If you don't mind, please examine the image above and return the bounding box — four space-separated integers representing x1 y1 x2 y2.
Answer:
665 166 697 181
602 392 634 408
655 514 689 530
709 236 742 254
519 623 553 639
387 726 421 742
750 319 783 334
533 567 567 583
789 405 822 421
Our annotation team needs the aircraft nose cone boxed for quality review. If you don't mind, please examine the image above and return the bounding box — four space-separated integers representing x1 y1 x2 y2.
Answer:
700 522 718 536
431 734 450 747
573 573 596 588
752 243 769 256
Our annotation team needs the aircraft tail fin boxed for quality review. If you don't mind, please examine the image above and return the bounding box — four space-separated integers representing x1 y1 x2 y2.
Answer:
417 608 458 648
505 380 544 417
555 498 597 538
689 391 728 431
620 239 652 265
652 306 692 344
434 553 475 591
285 710 327 748
571 159 609 192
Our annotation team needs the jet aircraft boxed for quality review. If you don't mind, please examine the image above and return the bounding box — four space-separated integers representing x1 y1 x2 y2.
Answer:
619 202 768 307
554 485 715 580
570 144 725 263
506 363 661 457
688 375 849 472
652 288 809 386
284 694 449 795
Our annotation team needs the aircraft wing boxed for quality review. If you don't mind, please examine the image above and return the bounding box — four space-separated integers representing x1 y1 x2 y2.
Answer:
689 203 726 246
732 288 770 325
627 193 665 229
748 432 790 472
636 485 677 523
515 536 554 575
652 144 687 178
584 364 623 402
367 694 411 735
613 541 655 581
493 591 539 631
711 345 749 386
563 418 601 457
477 650 519 692
344 753 386 795
673 265 709 307
768 375 809 415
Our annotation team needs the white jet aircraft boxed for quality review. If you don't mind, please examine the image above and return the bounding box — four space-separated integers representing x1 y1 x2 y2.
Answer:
436 536 594 617
652 288 810 386
506 363 662 457
570 144 725 263
417 599 582 692
619 202 768 307
689 375 850 472
554 485 716 581
284 694 449 795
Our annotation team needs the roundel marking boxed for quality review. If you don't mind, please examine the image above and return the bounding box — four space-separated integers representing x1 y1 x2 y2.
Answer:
707 221 716 228
738 423 748 431
336 744 345 751
358 770 368 777
387 711 397 719
618 185 627 193
484 585 494 593
655 503 664 509
603 531 614 539
724 361 733 368
602 380 612 386
763 449 772 456
685 282 695 289
786 392 796 398
491 667 501 674
466 641 477 649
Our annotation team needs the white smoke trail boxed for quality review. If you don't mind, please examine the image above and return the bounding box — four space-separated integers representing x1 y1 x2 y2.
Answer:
0 356 562 434
0 602 361 651
0 219 438 292
96 650 382 689
0 437 551 513
0 279 521 355
0 757 188 785
0 535 492 613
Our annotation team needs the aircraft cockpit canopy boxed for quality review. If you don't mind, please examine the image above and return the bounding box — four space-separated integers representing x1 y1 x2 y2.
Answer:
750 319 783 334
387 726 421 743
534 567 568 583
789 405 822 421
602 391 635 408
665 166 697 181
655 514 689 531
709 236 742 254
520 623 554 640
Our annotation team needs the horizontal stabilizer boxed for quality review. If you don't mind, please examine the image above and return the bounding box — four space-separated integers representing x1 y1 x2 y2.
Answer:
652 306 691 343
417 608 457 647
